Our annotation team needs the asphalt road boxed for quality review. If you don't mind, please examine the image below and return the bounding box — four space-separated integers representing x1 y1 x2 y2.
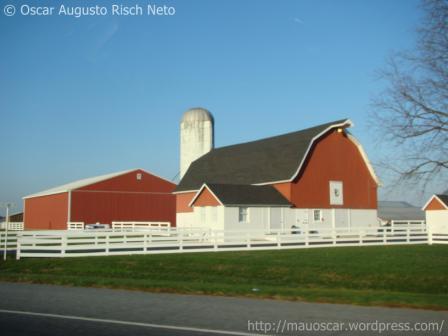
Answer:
0 282 446 335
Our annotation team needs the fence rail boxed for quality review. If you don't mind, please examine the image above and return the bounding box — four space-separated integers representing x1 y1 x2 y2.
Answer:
0 222 24 231
13 226 448 259
66 221 172 231
390 220 426 231
0 232 20 251
112 221 170 230
67 222 84 230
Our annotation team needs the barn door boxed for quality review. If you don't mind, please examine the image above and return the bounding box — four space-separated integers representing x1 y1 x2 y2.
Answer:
269 208 282 231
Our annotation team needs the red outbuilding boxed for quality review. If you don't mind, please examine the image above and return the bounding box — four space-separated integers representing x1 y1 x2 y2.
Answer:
23 169 176 230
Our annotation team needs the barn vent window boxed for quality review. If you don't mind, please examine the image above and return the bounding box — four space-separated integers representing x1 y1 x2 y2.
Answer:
136 173 142 180
239 207 249 223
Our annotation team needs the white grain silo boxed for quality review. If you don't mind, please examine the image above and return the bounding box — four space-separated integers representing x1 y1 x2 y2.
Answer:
180 107 214 179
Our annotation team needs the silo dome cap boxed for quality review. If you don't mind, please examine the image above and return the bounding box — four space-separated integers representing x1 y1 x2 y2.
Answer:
181 107 214 123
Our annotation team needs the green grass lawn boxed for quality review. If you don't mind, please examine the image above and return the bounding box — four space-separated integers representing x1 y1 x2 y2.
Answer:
1 245 447 310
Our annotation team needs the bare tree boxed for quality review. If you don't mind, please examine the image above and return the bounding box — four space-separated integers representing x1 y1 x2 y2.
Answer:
371 0 448 190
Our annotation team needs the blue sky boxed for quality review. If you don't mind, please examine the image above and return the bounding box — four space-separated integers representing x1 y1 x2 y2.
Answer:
0 0 430 214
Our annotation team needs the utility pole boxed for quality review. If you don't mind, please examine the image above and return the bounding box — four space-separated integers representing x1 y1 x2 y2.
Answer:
1 202 15 261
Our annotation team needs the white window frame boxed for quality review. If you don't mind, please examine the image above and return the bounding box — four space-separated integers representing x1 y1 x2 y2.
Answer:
313 209 323 223
238 207 249 223
329 181 344 205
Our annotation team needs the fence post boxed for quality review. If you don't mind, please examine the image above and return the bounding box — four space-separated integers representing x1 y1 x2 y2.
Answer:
406 228 410 243
246 232 250 249
179 232 183 251
427 225 433 245
61 235 66 256
277 231 281 248
332 228 337 245
305 227 309 247
16 236 21 260
105 234 110 255
213 231 218 251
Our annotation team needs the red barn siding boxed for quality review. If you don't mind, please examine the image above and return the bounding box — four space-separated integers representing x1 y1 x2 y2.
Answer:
282 130 377 209
192 188 220 207
425 198 446 211
176 192 196 213
24 193 68 230
78 169 175 193
70 191 176 226
24 169 177 230
273 182 291 200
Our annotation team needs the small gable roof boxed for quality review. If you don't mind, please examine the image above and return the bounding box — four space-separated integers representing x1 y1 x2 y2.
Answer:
422 194 448 210
176 119 357 192
190 183 291 207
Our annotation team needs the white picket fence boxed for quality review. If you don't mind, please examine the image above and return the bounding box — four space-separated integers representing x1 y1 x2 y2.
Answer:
67 222 84 230
390 220 426 231
67 221 171 231
13 225 448 259
0 222 24 231
112 221 171 231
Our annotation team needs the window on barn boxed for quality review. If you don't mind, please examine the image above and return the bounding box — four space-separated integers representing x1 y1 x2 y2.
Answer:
239 207 249 223
313 209 323 222
329 181 343 205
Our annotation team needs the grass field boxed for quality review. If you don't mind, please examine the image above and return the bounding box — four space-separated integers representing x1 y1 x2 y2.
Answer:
1 245 447 310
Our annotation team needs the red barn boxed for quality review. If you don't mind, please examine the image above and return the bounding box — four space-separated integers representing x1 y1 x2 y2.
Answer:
175 119 380 231
23 169 176 230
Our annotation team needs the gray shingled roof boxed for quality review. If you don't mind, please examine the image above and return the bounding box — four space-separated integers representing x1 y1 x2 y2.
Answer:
378 201 425 221
176 119 350 192
204 184 291 207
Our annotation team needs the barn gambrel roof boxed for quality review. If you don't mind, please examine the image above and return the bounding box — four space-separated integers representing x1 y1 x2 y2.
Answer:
175 119 379 192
